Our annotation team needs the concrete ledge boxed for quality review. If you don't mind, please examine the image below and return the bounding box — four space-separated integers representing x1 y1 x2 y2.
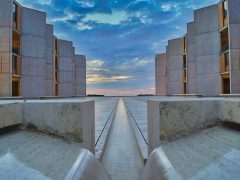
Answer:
0 103 22 129
220 94 240 98
220 100 240 125
148 99 219 154
140 147 181 180
173 94 203 98
22 100 95 153
66 149 111 180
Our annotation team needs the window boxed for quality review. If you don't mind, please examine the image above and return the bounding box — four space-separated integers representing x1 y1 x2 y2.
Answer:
13 2 17 23
223 0 228 19
224 52 229 70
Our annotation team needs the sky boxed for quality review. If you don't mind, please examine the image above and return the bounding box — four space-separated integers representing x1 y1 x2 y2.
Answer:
18 0 218 96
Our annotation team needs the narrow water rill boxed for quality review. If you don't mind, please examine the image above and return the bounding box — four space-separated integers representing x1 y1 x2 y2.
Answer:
102 98 144 180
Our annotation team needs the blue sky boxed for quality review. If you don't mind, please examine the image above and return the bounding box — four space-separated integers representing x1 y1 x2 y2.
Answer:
18 0 218 95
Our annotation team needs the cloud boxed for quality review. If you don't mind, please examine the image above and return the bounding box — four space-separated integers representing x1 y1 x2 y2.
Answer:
87 74 132 84
37 0 51 5
82 10 128 25
87 87 155 96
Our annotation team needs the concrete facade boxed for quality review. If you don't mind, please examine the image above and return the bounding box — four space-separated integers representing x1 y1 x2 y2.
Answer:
194 5 221 96
75 55 87 96
0 0 15 97
227 0 240 93
186 22 197 94
155 0 240 96
166 38 184 95
57 39 75 96
155 53 167 95
21 7 47 97
0 0 86 98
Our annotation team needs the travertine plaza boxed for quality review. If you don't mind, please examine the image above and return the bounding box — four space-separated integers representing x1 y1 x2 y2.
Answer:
0 0 86 97
1 0 240 180
155 0 240 96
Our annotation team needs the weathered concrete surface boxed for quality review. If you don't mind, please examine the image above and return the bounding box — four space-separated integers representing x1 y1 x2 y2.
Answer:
155 53 167 96
166 38 183 95
0 130 110 180
21 7 47 97
186 22 197 94
194 5 221 96
0 102 22 129
220 100 240 125
22 100 95 153
102 99 144 180
148 99 219 154
45 24 54 96
228 0 240 94
0 0 13 97
57 39 75 97
74 55 86 96
141 126 240 180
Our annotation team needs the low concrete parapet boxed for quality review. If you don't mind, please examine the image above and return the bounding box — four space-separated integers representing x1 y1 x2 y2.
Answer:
147 99 219 154
22 100 95 153
0 102 22 129
219 100 240 125
0 100 95 153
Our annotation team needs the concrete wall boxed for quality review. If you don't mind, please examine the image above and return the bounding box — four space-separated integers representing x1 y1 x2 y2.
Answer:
155 53 167 95
57 39 75 96
0 102 22 128
194 5 221 96
0 0 13 97
45 24 54 96
21 7 47 97
186 22 197 94
147 99 219 154
167 38 183 95
228 0 240 93
75 55 86 96
23 100 95 152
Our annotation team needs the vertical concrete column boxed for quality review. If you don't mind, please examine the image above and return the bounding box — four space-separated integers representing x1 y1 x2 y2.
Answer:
21 8 47 97
228 0 240 93
75 55 86 96
45 24 54 96
0 0 13 97
194 5 221 96
155 53 167 95
186 22 197 94
58 39 75 96
167 38 183 95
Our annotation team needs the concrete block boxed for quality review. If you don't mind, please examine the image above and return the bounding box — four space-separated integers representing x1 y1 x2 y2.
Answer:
220 100 240 125
65 149 111 180
22 100 95 153
140 147 181 180
147 99 219 154
0 103 22 129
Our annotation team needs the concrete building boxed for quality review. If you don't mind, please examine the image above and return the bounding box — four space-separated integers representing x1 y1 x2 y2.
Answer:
0 0 86 97
155 53 167 95
155 0 240 96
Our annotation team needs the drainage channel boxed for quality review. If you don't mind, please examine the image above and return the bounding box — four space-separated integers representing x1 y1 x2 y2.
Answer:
102 98 144 180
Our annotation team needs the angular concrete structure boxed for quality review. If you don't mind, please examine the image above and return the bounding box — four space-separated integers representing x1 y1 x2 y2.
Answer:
194 5 221 96
56 39 75 96
186 22 197 94
155 53 167 95
166 38 184 95
75 55 87 96
155 0 240 96
0 0 86 98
